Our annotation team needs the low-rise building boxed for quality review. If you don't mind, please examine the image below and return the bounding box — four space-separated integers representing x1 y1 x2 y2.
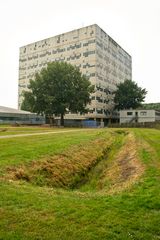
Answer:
120 109 160 124
0 106 45 125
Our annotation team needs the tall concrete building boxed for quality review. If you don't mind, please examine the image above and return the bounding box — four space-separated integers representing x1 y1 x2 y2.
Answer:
18 24 132 124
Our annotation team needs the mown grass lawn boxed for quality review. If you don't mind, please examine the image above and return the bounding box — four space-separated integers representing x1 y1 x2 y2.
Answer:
0 126 72 136
0 128 99 168
0 127 160 240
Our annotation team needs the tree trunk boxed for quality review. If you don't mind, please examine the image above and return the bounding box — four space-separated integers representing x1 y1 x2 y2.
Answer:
60 113 64 126
49 116 53 125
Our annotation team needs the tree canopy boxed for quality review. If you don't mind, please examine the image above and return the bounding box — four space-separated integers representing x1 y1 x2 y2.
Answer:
114 79 147 110
21 62 94 125
142 102 160 111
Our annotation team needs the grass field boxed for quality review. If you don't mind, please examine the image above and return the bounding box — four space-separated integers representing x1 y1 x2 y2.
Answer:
0 127 160 239
0 126 70 136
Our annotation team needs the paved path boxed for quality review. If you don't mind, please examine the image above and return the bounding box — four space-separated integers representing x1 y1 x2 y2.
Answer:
0 129 92 139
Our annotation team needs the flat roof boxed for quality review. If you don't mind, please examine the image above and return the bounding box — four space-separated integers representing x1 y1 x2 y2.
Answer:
20 24 131 57
120 109 160 112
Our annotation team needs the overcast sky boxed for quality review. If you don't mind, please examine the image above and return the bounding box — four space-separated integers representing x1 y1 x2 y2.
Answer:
0 0 160 108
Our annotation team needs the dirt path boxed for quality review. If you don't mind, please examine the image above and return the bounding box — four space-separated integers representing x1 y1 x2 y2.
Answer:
0 129 94 139
104 132 145 194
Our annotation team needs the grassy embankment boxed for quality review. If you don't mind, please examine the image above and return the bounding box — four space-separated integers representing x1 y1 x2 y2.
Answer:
0 127 160 239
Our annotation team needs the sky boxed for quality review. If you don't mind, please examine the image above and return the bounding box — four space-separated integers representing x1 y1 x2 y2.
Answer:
0 0 160 109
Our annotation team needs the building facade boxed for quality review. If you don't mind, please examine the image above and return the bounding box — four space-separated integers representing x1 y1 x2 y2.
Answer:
0 106 45 125
120 109 160 124
18 24 132 123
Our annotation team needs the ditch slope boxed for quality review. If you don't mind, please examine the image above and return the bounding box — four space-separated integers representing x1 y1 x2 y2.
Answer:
4 130 144 194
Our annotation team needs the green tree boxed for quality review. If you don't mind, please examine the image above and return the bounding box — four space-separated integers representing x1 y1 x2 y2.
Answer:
21 62 94 126
114 80 147 110
21 92 35 113
142 102 160 111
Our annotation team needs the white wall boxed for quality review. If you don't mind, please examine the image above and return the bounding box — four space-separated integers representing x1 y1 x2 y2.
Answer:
120 109 157 123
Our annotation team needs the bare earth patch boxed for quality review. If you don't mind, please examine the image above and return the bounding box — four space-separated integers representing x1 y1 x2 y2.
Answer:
103 132 145 194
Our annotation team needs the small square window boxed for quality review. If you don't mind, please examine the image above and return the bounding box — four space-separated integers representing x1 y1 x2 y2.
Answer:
127 112 133 116
140 111 147 116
